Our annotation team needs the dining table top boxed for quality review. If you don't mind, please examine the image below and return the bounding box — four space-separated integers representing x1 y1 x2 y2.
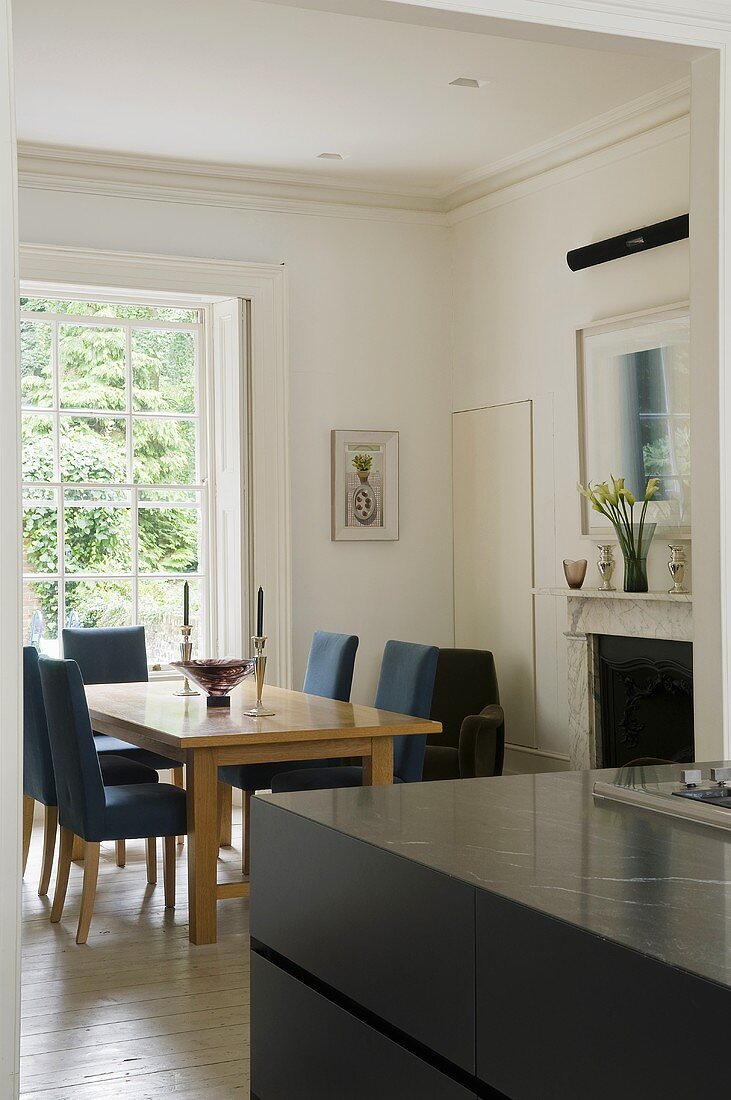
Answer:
85 678 442 751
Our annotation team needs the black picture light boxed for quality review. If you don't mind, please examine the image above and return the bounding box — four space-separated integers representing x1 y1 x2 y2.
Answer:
567 213 689 271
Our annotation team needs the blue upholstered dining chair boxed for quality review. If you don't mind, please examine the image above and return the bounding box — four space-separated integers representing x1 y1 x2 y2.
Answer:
271 639 439 793
219 630 359 875
38 656 188 944
22 646 161 897
62 626 184 866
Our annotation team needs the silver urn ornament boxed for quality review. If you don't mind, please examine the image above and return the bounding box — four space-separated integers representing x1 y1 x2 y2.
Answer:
667 544 688 594
597 544 616 591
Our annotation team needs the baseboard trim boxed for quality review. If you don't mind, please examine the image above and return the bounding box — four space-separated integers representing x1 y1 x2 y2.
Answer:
504 743 572 775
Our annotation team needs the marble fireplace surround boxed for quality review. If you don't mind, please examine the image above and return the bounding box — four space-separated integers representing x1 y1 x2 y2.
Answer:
537 589 693 769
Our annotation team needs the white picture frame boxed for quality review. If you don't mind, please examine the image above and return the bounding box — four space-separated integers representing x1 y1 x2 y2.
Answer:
577 302 691 538
331 430 399 541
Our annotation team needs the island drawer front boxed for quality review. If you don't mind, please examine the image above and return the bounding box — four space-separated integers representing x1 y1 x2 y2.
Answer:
475 890 731 1099
251 799 476 1073
251 953 478 1100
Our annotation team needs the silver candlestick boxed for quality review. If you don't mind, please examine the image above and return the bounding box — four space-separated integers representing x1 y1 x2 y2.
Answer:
243 635 275 717
597 544 616 591
668 544 688 594
174 624 200 697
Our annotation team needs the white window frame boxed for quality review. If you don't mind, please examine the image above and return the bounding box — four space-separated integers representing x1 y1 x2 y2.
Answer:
20 288 212 666
18 244 292 690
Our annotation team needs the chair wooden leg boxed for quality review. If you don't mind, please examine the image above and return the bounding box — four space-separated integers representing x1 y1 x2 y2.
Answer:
172 767 185 846
218 781 233 847
163 835 176 908
22 796 35 876
115 839 126 867
38 804 58 897
51 826 74 924
71 834 85 861
146 836 157 884
76 842 100 944
243 789 252 876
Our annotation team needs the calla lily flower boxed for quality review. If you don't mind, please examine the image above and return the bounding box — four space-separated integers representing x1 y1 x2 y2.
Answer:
596 481 619 506
577 472 656 574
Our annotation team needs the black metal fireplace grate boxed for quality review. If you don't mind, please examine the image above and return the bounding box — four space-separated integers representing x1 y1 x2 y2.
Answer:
597 635 694 767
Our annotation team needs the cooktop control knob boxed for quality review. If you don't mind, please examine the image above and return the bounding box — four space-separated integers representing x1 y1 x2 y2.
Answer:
710 767 731 785
680 769 702 788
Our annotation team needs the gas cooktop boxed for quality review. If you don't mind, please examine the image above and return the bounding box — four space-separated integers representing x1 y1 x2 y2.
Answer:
594 767 731 832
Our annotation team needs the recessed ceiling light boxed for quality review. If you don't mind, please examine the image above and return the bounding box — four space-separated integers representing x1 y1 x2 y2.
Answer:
449 77 487 89
317 152 346 160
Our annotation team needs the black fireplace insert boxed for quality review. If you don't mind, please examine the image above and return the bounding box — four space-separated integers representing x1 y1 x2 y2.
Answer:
597 634 694 767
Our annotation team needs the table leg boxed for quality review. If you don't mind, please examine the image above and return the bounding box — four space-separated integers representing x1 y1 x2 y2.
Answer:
218 781 233 847
186 748 219 945
363 737 394 785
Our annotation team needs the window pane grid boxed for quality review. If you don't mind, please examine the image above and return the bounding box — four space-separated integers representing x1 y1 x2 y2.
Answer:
21 297 208 659
23 576 205 585
23 405 199 420
20 312 201 332
23 481 205 491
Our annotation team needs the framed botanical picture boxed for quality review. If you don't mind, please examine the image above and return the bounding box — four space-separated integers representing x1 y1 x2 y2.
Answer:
331 430 399 541
577 302 690 537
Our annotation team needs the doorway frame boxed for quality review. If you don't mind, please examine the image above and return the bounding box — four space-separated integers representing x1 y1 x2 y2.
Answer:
2 2 730 1097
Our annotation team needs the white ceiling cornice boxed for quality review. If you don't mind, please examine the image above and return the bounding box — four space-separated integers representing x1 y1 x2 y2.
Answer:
392 0 731 33
16 76 690 223
442 75 689 209
447 114 689 224
16 144 447 226
529 0 731 31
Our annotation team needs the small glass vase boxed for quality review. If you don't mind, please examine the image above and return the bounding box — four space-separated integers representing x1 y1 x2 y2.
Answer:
620 522 656 593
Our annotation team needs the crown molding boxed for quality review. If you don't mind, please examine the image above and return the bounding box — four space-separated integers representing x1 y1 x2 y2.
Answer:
16 77 690 222
17 143 446 226
531 0 731 31
447 112 689 224
387 0 731 34
441 75 690 210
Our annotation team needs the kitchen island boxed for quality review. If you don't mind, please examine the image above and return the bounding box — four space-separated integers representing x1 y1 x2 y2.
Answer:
250 764 731 1099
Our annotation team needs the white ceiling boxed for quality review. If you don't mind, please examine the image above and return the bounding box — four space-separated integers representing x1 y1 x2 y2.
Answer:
12 0 689 195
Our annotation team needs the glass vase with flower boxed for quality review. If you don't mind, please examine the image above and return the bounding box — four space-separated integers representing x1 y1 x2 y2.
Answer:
577 476 660 593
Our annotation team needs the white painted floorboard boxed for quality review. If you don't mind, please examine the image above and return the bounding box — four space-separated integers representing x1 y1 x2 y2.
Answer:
21 810 250 1097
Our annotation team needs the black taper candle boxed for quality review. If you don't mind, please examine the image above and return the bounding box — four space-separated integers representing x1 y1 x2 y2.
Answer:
256 586 264 637
183 581 190 627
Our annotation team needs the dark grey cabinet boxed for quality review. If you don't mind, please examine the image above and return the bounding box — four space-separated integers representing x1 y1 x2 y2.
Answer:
475 890 731 1100
252 776 731 1100
252 953 477 1100
251 799 476 1072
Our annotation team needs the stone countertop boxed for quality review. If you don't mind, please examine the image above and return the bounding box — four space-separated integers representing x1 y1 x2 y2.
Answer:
260 763 731 988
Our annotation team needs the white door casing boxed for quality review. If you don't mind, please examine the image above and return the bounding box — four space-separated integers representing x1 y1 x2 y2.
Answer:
0 2 21 1097
453 401 536 750
210 298 249 658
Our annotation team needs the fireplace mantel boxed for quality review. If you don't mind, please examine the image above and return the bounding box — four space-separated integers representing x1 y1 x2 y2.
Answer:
536 587 692 604
534 588 693 768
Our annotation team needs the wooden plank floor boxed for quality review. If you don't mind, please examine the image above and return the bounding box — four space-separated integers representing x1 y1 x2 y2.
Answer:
20 806 250 1098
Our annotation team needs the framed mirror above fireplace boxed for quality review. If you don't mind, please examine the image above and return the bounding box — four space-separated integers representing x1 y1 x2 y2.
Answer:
577 303 690 538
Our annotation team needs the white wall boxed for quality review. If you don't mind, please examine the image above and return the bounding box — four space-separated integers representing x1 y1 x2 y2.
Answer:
451 129 690 764
16 122 694 757
18 188 454 703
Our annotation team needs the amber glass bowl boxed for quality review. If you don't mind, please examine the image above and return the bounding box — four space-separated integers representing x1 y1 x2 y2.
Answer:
170 657 256 697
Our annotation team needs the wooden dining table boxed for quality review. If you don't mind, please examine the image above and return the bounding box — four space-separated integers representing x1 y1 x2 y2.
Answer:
85 678 441 945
